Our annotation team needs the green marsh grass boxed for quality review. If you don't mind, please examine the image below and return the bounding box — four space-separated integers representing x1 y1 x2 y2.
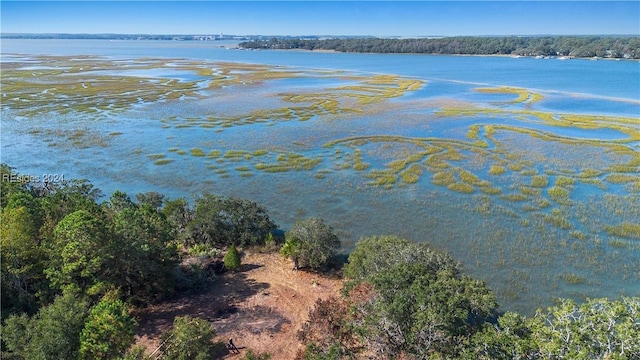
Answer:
579 169 602 178
519 186 542 197
508 163 523 171
501 193 530 202
432 171 456 187
555 176 576 187
479 186 502 195
562 273 586 285
473 140 489 148
605 223 640 238
448 182 475 194
520 169 538 176
530 176 549 188
605 174 638 184
190 148 206 157
548 186 570 203
400 164 422 184
154 159 173 165
425 156 450 169
536 199 552 209
541 209 572 230
366 170 397 188
352 150 370 171
467 125 480 140
255 163 290 173
608 239 629 248
489 165 506 175
475 86 543 105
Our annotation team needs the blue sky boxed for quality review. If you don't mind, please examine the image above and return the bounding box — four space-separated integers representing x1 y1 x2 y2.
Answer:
1 1 639 36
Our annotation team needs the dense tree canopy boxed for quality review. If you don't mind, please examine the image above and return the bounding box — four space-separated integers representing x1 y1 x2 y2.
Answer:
240 36 640 58
48 209 113 296
186 194 278 247
2 291 90 360
353 236 496 358
281 217 340 270
299 235 640 359
79 295 136 360
343 235 457 282
105 192 178 305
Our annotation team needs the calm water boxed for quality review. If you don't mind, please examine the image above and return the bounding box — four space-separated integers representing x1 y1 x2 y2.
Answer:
2 39 639 315
3 39 639 100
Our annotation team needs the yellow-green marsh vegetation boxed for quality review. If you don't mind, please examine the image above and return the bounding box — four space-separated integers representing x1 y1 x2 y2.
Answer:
605 223 640 238
190 148 206 157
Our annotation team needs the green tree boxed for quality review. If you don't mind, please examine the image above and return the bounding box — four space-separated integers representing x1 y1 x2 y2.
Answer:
224 245 242 271
4 191 43 230
1 164 28 209
47 210 113 297
281 217 340 271
2 291 89 360
121 345 150 360
160 316 215 360
79 294 136 360
297 297 353 359
38 179 103 243
465 311 538 359
1 312 31 359
108 200 178 305
343 235 456 282
135 191 165 209
339 236 496 358
361 262 496 357
186 194 277 247
529 297 640 359
105 190 136 213
162 197 192 239
1 205 47 315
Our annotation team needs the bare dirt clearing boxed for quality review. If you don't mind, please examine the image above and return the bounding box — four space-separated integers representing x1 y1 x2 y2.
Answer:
134 252 343 359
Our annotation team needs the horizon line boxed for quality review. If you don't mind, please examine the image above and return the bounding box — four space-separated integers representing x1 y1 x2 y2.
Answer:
2 32 637 37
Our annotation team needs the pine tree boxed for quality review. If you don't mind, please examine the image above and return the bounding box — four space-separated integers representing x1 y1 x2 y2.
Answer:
223 245 241 271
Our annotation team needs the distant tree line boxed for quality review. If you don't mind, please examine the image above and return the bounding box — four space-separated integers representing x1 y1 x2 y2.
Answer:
240 36 640 58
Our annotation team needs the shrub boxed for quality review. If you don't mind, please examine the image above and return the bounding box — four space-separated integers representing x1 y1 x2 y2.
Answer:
161 316 215 360
224 245 241 271
281 218 340 271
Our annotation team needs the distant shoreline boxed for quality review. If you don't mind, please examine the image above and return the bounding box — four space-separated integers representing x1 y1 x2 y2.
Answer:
238 36 640 60
265 47 639 62
3 35 638 61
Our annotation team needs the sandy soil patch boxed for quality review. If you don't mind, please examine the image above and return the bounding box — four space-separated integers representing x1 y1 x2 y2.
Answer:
134 252 343 359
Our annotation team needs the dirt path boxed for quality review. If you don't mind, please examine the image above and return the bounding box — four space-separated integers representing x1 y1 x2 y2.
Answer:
134 252 343 359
